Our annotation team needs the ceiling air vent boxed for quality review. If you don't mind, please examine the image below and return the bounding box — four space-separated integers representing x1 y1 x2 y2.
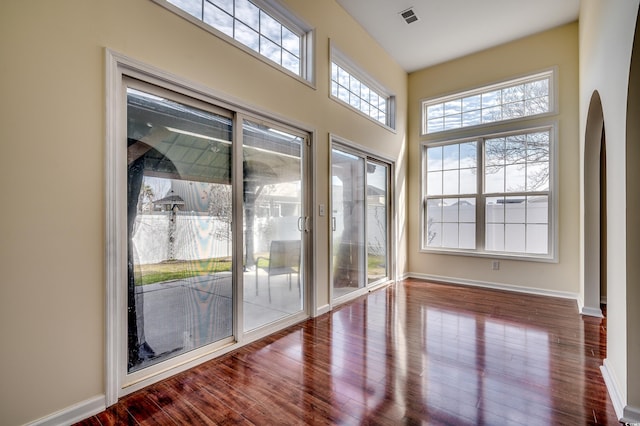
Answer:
400 8 419 24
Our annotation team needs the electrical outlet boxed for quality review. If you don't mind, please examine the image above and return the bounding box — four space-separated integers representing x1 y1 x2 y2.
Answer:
492 261 500 270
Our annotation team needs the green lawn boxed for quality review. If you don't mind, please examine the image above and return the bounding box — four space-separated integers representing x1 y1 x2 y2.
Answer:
136 258 232 285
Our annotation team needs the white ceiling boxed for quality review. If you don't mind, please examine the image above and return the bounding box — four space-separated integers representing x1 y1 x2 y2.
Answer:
335 0 580 73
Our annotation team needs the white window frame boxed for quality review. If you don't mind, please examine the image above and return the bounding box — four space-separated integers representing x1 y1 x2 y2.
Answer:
152 0 315 86
421 69 556 136
330 44 396 131
419 69 559 262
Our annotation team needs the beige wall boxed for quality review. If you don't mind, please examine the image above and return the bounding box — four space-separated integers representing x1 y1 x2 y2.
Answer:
579 0 640 416
0 0 407 424
407 23 580 295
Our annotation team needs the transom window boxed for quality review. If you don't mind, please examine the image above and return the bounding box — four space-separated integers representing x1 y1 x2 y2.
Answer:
330 47 395 129
157 0 312 81
423 127 554 258
422 70 553 134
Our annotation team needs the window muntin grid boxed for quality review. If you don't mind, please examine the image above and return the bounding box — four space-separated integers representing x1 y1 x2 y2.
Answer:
331 62 389 126
423 72 552 134
167 0 303 76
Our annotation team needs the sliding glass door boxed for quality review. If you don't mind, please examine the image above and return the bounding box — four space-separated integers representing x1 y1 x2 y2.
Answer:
331 143 392 302
242 120 305 331
126 87 235 373
366 159 390 285
332 148 367 299
122 80 309 387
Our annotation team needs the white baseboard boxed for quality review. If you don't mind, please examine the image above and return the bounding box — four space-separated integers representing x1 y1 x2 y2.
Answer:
580 305 604 318
406 272 579 302
28 395 105 426
601 361 640 424
600 359 625 421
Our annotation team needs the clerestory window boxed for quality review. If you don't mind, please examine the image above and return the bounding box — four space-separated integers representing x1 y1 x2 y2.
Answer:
155 0 313 83
330 46 396 130
422 70 554 135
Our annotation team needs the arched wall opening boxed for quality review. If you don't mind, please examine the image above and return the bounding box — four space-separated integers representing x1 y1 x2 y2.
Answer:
583 90 606 318
624 2 640 411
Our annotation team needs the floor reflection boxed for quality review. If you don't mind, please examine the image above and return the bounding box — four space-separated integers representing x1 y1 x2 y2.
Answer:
83 279 619 426
323 280 616 425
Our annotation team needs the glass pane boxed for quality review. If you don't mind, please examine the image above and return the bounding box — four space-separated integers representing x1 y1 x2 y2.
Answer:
204 3 233 37
462 95 481 112
462 110 481 127
282 26 300 56
506 135 526 163
427 171 443 196
486 197 504 223
260 35 281 64
526 224 548 254
209 0 233 15
243 120 304 331
126 88 233 373
505 164 526 192
527 196 548 224
505 197 526 223
332 148 366 299
427 146 443 171
337 67 349 87
459 223 476 249
427 221 442 247
443 144 459 169
444 114 462 130
367 161 388 284
459 168 476 194
427 103 443 119
444 99 462 116
235 0 259 30
459 198 476 222
330 81 338 97
442 223 459 248
442 169 459 195
260 10 281 44
486 223 504 251
485 138 504 166
525 79 549 99
235 20 259 52
525 97 549 115
482 106 502 123
528 131 550 162
349 76 361 97
337 84 349 104
442 199 459 222
485 165 504 194
169 0 202 19
427 198 442 222
527 162 549 191
505 224 526 252
503 101 525 118
482 90 501 108
502 85 524 103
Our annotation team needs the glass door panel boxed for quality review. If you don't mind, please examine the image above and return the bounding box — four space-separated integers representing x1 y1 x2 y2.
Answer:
367 161 389 284
332 148 367 299
126 88 233 373
243 120 304 331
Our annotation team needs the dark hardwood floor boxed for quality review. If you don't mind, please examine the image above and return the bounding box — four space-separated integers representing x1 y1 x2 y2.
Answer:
77 279 620 425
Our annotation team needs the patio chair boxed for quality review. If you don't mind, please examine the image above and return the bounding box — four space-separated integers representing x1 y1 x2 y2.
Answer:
255 240 301 302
